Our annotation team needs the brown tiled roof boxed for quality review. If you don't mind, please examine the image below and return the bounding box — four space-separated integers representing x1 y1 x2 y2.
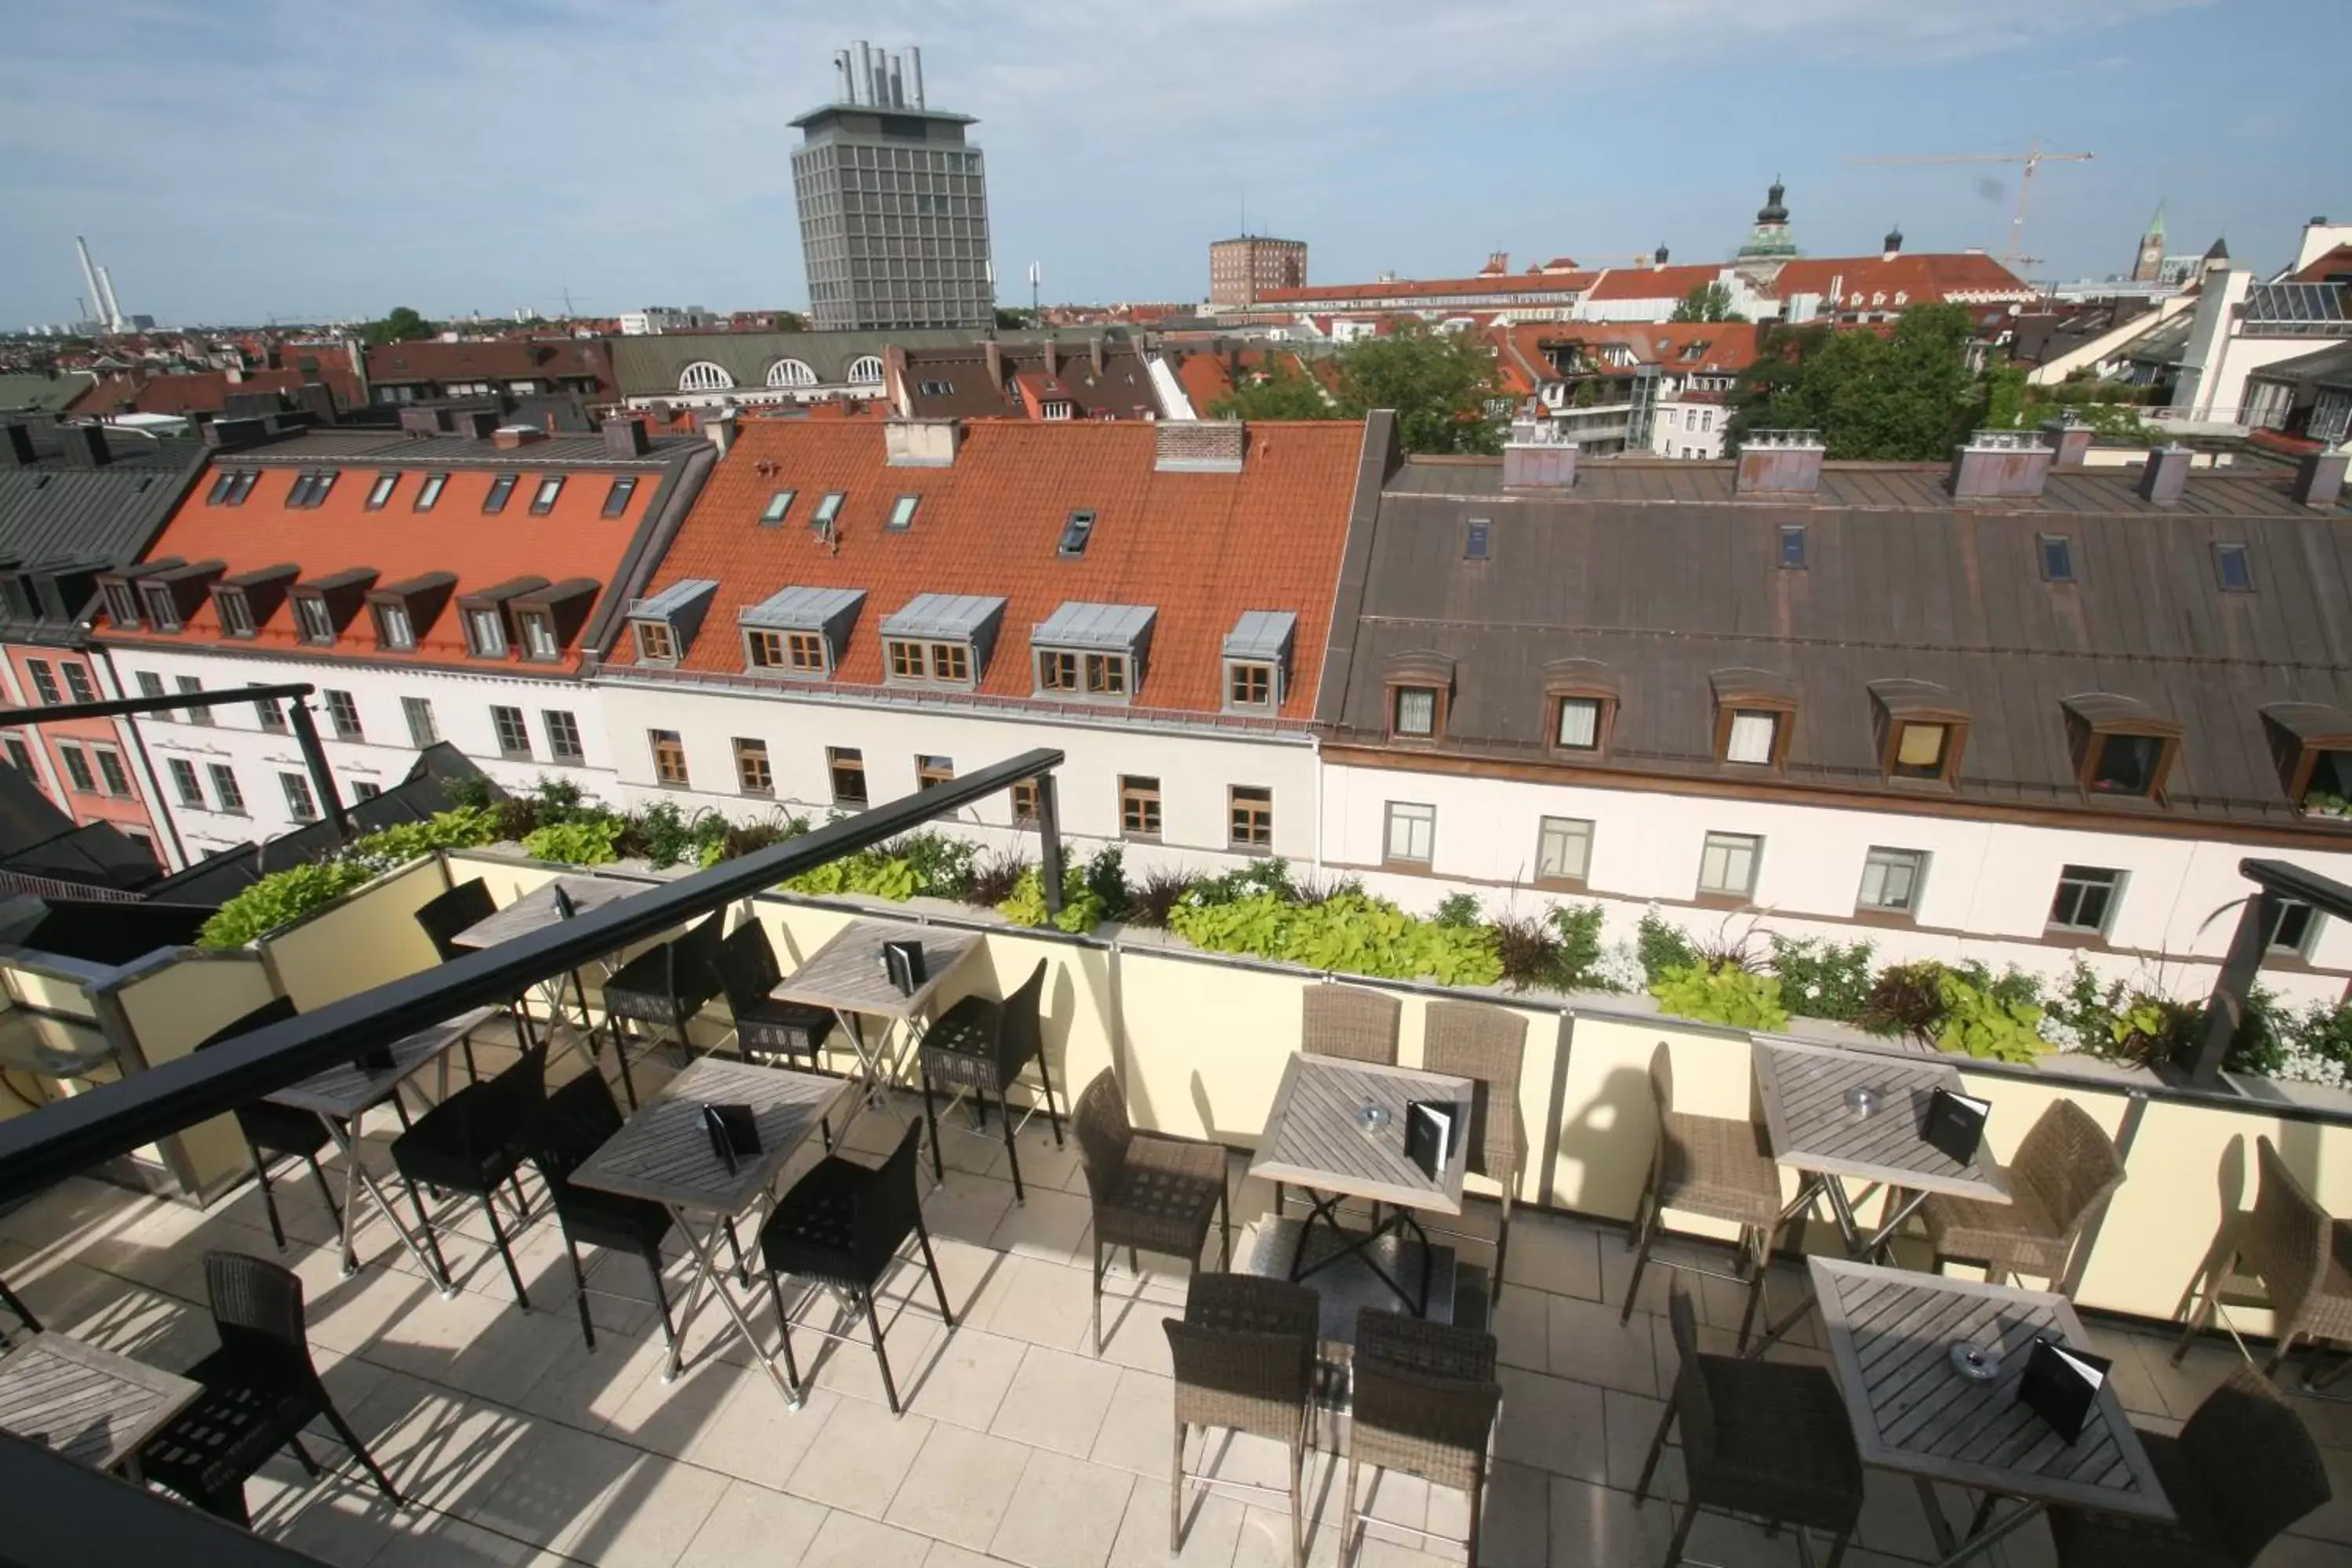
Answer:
616 419 1368 720
896 344 1160 421
68 366 364 418
1491 322 1759 379
365 338 615 394
1256 272 1595 307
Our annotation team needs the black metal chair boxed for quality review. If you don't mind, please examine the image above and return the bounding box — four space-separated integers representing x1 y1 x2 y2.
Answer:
0 1272 36 1345
138 1252 398 1527
192 998 343 1253
715 920 837 1070
411 879 503 1078
389 1035 549 1308
760 1118 953 1416
531 1070 679 1355
920 958 1062 1202
596 911 728 1109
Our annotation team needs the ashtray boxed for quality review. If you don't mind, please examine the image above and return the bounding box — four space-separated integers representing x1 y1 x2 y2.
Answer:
1947 1341 2002 1383
1355 1102 1392 1134
1845 1085 1882 1119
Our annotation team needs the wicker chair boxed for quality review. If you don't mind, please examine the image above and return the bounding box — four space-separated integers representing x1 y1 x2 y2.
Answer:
2044 1366 2329 1567
920 958 1062 1203
1165 1273 1320 1568
1920 1099 2125 1290
193 998 344 1253
1623 1042 1785 1348
1303 983 1401 1065
1635 1285 1863 1568
138 1252 398 1526
2172 1135 2352 1377
412 878 515 1077
389 1035 549 1308
1073 1069 1229 1355
1421 1000 1527 1298
714 922 837 1071
1341 1309 1501 1566
531 1070 680 1354
596 911 728 1109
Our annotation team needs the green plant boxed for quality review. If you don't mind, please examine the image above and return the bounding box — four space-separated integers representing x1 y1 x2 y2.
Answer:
442 773 497 813
1635 911 1700 985
1649 960 1789 1030
1766 936 1876 1022
1082 844 1130 921
197 859 381 949
343 807 500 871
522 816 625 866
1861 960 1948 1040
624 801 699 869
1549 903 1613 990
1489 913 1561 991
1185 856 1296 907
964 850 1032 908
887 830 978 900
785 848 918 902
996 864 1104 934
1932 972 2049 1063
2282 999 2352 1089
1124 867 1195 929
1432 892 1483 929
1167 891 1501 986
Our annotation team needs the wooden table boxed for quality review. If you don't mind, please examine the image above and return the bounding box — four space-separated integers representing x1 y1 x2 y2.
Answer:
769 919 981 1131
0 1334 200 1477
1247 1054 1472 1317
568 1056 852 1404
448 875 644 1054
267 1006 500 1293
1809 1257 2172 1566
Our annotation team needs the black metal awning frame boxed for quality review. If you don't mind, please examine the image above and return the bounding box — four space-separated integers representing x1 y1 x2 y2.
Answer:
2185 856 2352 1084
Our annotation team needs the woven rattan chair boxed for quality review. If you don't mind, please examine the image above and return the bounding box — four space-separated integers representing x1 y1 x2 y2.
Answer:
2172 1135 2352 1378
1341 1308 1501 1566
1635 1285 1862 1568
1303 983 1401 1065
921 958 1063 1203
193 998 345 1253
1165 1273 1320 1568
1073 1068 1229 1354
1920 1098 2125 1290
412 878 514 1077
2044 1365 2329 1567
1623 1042 1784 1347
597 911 728 1109
1421 999 1527 1298
390 1035 549 1308
714 920 837 1071
532 1070 679 1355
138 1252 398 1526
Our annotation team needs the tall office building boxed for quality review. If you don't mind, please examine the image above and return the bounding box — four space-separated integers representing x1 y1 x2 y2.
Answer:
791 42 995 331
1209 235 1308 307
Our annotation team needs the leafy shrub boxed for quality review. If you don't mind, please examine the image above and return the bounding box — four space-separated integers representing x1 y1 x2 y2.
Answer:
198 859 381 949
884 830 978 900
1649 961 1789 1030
996 864 1104 934
1432 892 1483 929
1124 867 1195 929
785 848 918 902
1635 911 1700 985
1168 891 1501 986
1549 903 1613 990
523 816 624 866
1932 972 2049 1063
964 850 1032 909
442 773 496 813
1082 844 1130 920
2282 1000 2352 1090
344 807 501 872
622 801 700 869
1186 857 1296 908
1766 936 1875 1023
1291 869 1365 907
1862 960 1948 1040
1489 913 1561 991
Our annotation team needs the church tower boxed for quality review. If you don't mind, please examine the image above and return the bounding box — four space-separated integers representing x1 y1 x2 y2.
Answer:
2132 201 2167 282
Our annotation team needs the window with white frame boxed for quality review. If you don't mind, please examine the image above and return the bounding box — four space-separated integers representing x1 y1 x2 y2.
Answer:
1385 802 1436 864
1697 831 1762 899
543 710 584 764
1535 816 1593 884
2048 865 2124 935
1857 847 1929 915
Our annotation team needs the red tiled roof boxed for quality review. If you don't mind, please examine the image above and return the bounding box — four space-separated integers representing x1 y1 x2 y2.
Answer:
1769 252 2031 303
1257 272 1594 306
1490 322 1759 378
69 365 365 417
1582 264 1730 303
619 419 1367 720
99 452 667 671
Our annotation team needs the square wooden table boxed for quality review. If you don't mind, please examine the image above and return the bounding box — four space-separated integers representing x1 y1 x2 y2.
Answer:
448 874 644 1055
267 1006 502 1293
768 919 982 1130
1809 1256 2172 1566
0 1333 200 1477
568 1056 853 1404
1247 1054 1472 1317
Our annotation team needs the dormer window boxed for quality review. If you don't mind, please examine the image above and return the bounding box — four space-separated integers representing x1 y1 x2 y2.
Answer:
376 604 416 649
209 564 297 641
366 572 455 654
365 472 398 510
626 579 719 669
528 476 564 514
1058 510 1096 557
132 561 223 633
2063 693 2180 800
1381 652 1455 742
466 608 508 657
886 495 919 531
2261 703 2352 814
289 568 377 648
296 597 332 642
811 492 844 534
1031 602 1155 705
414 473 448 511
102 580 140 627
1710 668 1797 768
758 490 796 526
602 477 637 517
1229 662 1272 707
1042 400 1073 421
739 586 864 681
1869 680 1969 786
510 579 599 663
483 474 517 514
879 593 1004 690
1543 659 1618 756
218 591 255 637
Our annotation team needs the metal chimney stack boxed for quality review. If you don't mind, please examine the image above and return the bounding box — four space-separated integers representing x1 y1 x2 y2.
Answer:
909 45 924 109
855 40 873 105
74 238 105 332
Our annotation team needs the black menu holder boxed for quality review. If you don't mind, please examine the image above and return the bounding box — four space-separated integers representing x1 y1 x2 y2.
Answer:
882 938 927 996
357 1043 397 1073
1922 1086 1990 1166
1404 1100 1460 1180
2016 1335 2111 1443
553 884 577 920
701 1103 762 1174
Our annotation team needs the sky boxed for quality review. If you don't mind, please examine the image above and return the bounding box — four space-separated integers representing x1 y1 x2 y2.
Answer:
2 0 2345 328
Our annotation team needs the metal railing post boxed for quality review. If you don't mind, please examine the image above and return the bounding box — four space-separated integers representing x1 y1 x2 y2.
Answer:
1035 772 1065 919
285 699 350 842
2184 890 2278 1086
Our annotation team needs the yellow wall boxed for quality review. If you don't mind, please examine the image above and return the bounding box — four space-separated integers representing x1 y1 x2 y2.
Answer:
262 855 451 1011
107 953 280 1197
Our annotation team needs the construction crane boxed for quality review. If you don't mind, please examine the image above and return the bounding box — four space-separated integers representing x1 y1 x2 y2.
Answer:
1847 140 2093 269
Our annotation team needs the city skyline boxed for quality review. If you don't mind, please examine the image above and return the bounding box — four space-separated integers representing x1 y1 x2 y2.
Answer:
0 0 2342 327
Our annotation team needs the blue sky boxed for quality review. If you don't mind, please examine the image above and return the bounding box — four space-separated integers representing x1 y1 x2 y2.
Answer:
1 0 2343 328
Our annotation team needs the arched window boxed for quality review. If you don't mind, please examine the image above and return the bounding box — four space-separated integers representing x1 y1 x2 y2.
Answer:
846 355 885 386
766 358 818 388
678 361 735 392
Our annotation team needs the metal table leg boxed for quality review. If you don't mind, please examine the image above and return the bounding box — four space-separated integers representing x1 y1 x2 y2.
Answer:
659 1196 803 1409
1923 1492 2045 1568
317 1112 456 1295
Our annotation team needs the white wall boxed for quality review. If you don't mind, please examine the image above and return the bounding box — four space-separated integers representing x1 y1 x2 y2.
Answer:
1649 399 1727 458
592 677 1319 877
109 647 619 854
1321 760 2352 1007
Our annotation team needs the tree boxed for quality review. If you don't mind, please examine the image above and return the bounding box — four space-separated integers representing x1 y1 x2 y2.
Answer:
1334 321 1504 455
775 310 810 333
363 307 435 346
1728 303 1980 460
1669 281 1744 323
1210 359 1337 421
994 307 1036 330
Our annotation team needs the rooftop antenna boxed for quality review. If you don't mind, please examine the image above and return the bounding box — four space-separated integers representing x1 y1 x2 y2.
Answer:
1029 260 1041 316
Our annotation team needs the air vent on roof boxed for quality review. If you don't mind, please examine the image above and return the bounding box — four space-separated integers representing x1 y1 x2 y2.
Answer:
1948 430 2053 501
1736 430 1824 496
884 418 962 467
2293 448 2349 509
2138 444 2193 506
1154 420 1245 473
1057 510 1096 557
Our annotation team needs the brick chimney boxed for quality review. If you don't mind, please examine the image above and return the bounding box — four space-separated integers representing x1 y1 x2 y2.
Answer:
491 424 547 451
1089 337 1105 376
1154 420 1245 473
602 417 652 457
1735 430 1825 495
1948 430 2053 500
705 408 739 456
2137 443 2194 505
2040 415 2093 466
883 343 911 416
2291 446 2349 509
984 339 1003 388
1501 406 1576 490
1043 339 1060 379
0 425 34 467
56 423 110 467
452 408 499 439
